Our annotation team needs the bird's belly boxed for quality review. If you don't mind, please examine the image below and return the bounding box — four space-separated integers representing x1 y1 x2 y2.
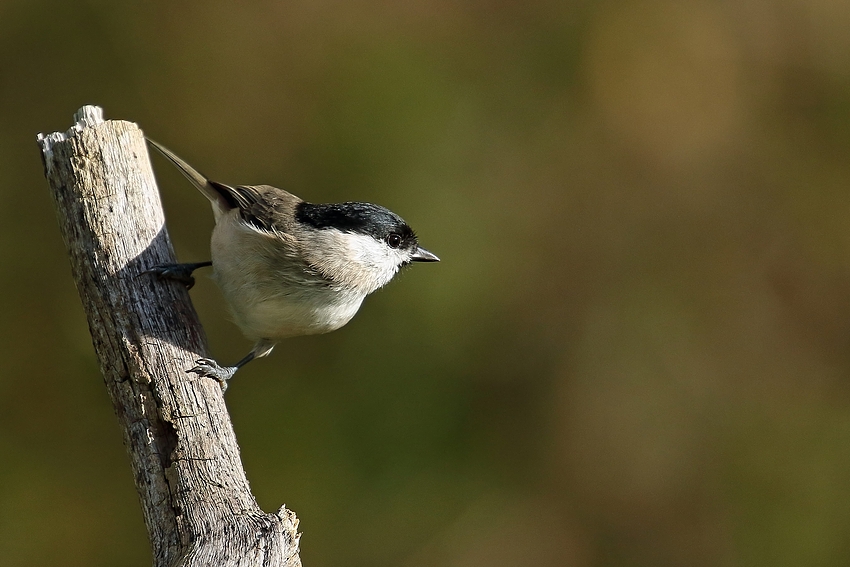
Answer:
210 213 366 340
230 291 365 340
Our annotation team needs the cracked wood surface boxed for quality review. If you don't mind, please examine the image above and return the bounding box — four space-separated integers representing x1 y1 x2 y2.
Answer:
38 106 301 567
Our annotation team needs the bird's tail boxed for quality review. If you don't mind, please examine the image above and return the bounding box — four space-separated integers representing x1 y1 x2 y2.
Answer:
146 138 231 216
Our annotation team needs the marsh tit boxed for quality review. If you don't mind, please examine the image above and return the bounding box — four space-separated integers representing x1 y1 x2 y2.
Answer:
146 139 439 389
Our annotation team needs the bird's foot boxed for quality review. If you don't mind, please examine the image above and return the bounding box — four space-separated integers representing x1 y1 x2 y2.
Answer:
144 261 211 290
145 263 197 289
189 358 237 392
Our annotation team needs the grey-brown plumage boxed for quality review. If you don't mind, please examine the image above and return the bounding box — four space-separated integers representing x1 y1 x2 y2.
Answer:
146 139 438 388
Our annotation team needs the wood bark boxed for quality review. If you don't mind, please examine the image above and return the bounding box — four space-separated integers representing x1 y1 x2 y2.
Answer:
37 106 302 567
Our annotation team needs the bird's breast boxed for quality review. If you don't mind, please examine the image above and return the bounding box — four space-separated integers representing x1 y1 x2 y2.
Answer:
210 212 366 340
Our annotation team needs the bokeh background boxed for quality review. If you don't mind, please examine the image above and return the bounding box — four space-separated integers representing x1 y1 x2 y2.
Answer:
3 1 850 565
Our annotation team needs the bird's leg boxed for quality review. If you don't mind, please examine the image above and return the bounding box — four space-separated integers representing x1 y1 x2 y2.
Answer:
189 352 253 391
189 340 276 392
145 261 212 289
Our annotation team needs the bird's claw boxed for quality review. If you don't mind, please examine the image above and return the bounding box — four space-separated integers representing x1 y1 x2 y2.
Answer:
144 264 197 289
189 358 237 392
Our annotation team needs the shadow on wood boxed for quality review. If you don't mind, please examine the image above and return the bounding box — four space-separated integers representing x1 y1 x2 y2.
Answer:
38 106 302 567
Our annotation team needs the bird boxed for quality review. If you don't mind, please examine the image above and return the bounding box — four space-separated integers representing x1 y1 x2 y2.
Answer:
146 139 439 389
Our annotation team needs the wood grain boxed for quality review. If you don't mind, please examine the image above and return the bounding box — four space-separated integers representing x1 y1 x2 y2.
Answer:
38 106 301 567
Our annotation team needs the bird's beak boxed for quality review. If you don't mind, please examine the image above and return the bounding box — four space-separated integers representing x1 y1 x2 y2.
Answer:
410 246 440 262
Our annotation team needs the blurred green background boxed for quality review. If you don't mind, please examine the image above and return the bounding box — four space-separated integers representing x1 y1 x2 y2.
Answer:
3 1 850 565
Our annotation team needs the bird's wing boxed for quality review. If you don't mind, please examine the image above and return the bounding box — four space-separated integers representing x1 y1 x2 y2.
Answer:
220 184 302 234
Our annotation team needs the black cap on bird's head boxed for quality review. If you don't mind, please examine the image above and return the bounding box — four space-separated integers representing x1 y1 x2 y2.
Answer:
295 201 439 262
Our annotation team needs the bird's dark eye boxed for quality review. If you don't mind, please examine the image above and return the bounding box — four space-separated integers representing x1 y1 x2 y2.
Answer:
387 233 402 249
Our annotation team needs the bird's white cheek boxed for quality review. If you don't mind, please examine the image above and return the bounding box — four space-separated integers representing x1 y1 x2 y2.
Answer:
304 231 406 294
344 234 407 291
